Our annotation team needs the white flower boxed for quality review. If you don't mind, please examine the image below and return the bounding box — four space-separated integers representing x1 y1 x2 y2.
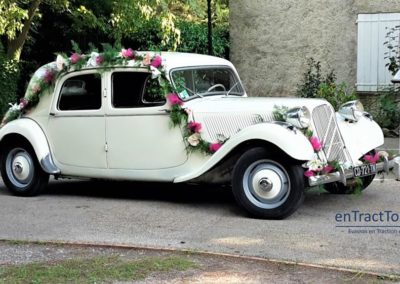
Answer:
127 60 137 67
56 54 66 71
86 52 99 67
378 151 389 158
187 133 201 147
150 66 161 79
9 103 21 111
306 158 325 172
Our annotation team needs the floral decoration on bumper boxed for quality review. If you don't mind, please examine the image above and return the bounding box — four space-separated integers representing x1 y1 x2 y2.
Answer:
1 43 224 155
302 130 340 178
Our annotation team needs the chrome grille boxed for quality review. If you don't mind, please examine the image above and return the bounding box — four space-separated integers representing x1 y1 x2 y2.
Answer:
312 105 352 164
197 112 274 142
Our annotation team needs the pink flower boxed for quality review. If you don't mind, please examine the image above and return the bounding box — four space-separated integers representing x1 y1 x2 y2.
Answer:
96 55 103 65
32 85 41 94
209 142 222 153
310 136 322 152
323 165 334 174
304 170 315 177
70 53 81 64
43 70 54 84
151 55 162 68
121 48 134 59
188 121 202 133
19 98 28 109
167 93 183 106
364 152 379 164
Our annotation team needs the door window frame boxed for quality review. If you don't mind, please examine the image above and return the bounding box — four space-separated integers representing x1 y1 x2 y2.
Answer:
51 70 105 117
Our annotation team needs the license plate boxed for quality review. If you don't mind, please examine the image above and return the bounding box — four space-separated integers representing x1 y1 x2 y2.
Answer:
353 164 377 178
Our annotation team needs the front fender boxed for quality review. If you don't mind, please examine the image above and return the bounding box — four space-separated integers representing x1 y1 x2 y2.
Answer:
336 113 384 161
175 123 314 182
0 118 59 174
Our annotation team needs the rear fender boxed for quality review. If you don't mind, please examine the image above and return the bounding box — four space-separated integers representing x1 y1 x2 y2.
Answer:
0 118 60 174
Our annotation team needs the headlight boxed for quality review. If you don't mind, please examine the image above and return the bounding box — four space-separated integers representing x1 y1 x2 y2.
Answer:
286 106 311 129
338 100 364 122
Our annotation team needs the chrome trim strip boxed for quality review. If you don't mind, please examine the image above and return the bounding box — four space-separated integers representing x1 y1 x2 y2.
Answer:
40 154 61 175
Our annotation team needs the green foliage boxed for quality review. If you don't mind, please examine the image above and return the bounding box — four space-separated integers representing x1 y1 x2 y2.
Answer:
317 83 358 111
272 105 288 122
297 58 358 111
384 25 400 75
175 21 229 58
380 27 400 131
0 0 28 40
0 255 195 283
168 104 188 127
120 19 229 58
0 45 19 118
296 58 335 99
370 87 400 129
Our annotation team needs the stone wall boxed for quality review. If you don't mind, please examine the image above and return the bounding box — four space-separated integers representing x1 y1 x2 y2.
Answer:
230 0 400 97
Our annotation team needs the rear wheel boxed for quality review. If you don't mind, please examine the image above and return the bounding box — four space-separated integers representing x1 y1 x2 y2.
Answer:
232 147 305 219
1 142 49 196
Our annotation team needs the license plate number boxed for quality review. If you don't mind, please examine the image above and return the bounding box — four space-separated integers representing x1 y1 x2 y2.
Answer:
353 164 377 178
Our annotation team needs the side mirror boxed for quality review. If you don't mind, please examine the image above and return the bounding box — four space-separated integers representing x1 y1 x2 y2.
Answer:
391 70 400 83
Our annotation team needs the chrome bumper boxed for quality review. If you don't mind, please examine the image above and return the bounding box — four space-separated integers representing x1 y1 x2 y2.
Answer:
308 157 400 187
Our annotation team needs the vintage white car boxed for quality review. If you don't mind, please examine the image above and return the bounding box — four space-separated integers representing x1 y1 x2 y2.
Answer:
0 50 397 219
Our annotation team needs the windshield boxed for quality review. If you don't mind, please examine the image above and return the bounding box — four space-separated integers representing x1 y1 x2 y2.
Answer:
171 67 245 100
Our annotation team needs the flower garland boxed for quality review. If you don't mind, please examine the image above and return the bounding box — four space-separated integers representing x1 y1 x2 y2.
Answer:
1 44 224 155
166 93 225 154
302 130 340 178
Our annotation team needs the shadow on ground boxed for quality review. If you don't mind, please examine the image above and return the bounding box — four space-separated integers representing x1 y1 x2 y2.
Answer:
45 179 236 206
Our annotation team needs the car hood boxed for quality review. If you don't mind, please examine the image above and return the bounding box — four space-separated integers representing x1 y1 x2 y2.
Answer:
184 96 330 143
185 96 328 114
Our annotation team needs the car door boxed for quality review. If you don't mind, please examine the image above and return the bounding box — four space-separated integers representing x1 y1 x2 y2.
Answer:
105 69 187 170
47 70 107 169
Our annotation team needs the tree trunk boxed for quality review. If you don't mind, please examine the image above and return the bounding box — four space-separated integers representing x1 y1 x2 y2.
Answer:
7 0 42 60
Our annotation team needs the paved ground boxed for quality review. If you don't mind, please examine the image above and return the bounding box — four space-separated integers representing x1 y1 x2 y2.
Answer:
0 138 399 276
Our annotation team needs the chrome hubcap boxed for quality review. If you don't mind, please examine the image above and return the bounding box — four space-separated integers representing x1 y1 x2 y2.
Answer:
243 160 290 209
258 178 273 192
6 148 34 188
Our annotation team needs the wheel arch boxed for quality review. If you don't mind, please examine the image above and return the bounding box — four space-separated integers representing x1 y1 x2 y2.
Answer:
176 135 310 184
0 119 60 174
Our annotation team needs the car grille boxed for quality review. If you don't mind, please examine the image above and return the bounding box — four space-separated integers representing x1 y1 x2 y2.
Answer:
312 104 352 164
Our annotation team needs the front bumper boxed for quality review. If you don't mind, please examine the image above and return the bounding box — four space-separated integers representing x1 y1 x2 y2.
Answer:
308 157 400 187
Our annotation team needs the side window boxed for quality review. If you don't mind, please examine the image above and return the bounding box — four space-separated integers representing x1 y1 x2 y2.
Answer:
59 74 101 111
112 72 166 108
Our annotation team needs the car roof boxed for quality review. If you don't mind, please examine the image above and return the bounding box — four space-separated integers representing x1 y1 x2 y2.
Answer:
152 52 234 71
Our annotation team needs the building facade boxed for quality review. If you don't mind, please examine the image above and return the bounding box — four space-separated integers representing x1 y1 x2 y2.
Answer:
230 1 400 97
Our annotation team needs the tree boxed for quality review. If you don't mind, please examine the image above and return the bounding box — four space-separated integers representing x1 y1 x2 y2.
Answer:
0 0 69 60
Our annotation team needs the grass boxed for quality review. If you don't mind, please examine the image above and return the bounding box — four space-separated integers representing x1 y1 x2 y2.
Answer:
0 255 195 284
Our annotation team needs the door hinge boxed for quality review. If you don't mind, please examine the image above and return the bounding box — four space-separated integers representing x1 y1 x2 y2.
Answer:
104 143 108 152
103 88 107 98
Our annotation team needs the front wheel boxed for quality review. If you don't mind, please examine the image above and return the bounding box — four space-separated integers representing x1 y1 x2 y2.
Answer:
1 142 49 196
232 147 305 219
